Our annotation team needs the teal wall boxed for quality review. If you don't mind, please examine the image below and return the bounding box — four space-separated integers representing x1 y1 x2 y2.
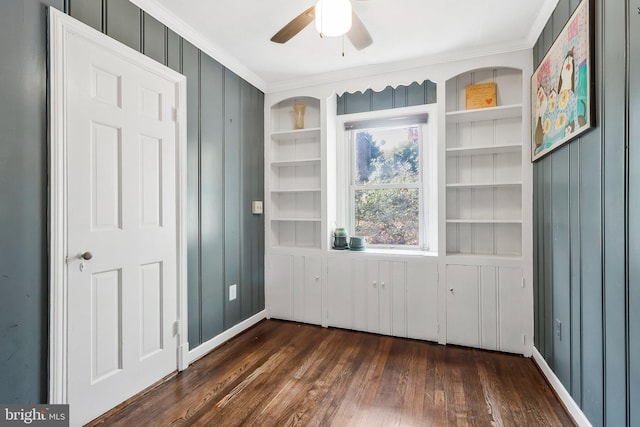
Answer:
533 0 639 425
336 80 437 115
0 0 264 403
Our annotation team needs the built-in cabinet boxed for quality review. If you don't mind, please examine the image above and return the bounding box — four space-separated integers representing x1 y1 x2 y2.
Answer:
266 254 323 325
267 97 323 250
445 264 526 354
445 68 524 257
264 51 532 357
325 255 438 341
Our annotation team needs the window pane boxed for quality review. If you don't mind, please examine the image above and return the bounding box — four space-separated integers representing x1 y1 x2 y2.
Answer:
354 127 420 185
354 188 419 245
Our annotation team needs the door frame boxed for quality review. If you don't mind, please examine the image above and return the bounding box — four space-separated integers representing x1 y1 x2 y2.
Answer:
48 8 189 404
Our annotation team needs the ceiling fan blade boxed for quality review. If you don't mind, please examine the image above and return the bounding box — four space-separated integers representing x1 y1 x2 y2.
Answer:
347 11 373 50
271 6 315 44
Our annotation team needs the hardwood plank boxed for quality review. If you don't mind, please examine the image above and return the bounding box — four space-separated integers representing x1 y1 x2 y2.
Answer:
88 320 576 427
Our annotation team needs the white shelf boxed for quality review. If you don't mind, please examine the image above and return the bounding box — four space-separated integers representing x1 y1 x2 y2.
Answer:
445 104 522 124
446 219 522 224
271 218 322 222
446 182 522 189
271 127 321 141
446 144 521 156
271 158 321 167
271 188 321 193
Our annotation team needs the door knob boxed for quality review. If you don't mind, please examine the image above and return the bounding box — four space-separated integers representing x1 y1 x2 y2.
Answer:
80 251 93 260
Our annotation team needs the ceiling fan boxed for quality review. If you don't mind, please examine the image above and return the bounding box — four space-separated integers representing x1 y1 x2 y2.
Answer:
270 0 373 50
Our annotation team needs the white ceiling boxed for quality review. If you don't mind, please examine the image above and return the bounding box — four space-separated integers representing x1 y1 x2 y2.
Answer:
133 0 557 92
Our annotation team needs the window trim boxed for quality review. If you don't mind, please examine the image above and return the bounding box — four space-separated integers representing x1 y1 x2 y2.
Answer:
335 104 438 252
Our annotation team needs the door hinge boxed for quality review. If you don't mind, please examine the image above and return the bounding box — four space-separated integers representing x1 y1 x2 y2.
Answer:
523 334 526 345
173 320 181 336
171 107 178 122
522 277 525 288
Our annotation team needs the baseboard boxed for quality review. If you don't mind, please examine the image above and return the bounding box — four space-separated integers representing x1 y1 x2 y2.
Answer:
532 347 592 427
187 310 267 364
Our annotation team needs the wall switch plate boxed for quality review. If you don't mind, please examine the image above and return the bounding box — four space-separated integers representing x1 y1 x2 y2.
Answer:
251 201 263 214
229 284 237 301
555 319 562 340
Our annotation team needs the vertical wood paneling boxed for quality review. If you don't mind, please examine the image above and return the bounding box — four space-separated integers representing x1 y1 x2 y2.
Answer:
602 0 628 424
629 2 640 424
551 146 571 388
532 0 640 423
371 86 394 111
578 129 603 424
182 41 201 348
200 54 225 341
568 142 582 401
0 0 65 404
240 79 253 320
105 0 141 51
224 69 242 328
552 0 570 41
69 0 102 31
337 81 437 116
393 85 407 108
406 81 425 106
166 29 180 72
142 12 165 64
253 89 266 313
542 157 554 363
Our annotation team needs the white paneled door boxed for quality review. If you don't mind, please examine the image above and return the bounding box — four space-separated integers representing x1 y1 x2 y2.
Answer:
56 16 185 425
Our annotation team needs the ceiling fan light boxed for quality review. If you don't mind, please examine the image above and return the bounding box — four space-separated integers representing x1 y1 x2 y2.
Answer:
315 0 353 37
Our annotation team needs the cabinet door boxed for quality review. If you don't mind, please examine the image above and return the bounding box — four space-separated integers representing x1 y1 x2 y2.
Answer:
390 261 406 338
351 259 369 332
498 267 525 353
326 257 353 329
291 255 322 325
406 261 438 341
446 265 480 347
378 261 393 336
303 256 322 325
266 254 293 320
366 260 380 334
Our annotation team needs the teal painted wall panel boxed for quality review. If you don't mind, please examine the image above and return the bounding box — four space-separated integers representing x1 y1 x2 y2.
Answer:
105 0 141 51
533 0 639 424
0 0 65 404
629 2 640 424
69 0 102 31
200 54 225 341
182 40 202 348
142 12 166 64
337 81 437 115
224 70 242 328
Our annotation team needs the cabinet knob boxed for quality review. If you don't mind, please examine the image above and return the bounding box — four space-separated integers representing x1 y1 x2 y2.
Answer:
373 281 377 288
449 287 454 293
315 276 320 281
381 282 385 289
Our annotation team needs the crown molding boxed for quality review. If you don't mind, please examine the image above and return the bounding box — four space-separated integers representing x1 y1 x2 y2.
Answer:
526 0 561 48
265 40 532 94
129 0 267 92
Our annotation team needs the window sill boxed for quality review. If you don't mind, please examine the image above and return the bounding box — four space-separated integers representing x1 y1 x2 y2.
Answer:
329 248 437 258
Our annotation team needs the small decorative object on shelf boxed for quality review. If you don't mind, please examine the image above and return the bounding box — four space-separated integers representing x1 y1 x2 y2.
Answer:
333 227 349 250
293 101 306 129
349 236 366 251
465 83 497 109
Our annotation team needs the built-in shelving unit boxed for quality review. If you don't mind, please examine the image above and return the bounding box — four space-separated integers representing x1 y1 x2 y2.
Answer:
267 97 323 250
445 68 524 257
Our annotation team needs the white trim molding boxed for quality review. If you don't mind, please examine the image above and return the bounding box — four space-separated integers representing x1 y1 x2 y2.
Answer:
187 311 267 364
532 347 592 427
48 7 188 403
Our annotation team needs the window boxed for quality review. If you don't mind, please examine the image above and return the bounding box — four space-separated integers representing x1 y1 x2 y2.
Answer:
336 105 437 251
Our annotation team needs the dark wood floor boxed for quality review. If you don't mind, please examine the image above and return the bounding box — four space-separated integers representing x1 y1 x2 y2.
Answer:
88 320 574 426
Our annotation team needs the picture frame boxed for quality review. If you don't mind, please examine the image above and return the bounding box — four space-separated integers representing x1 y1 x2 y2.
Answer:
531 0 595 161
